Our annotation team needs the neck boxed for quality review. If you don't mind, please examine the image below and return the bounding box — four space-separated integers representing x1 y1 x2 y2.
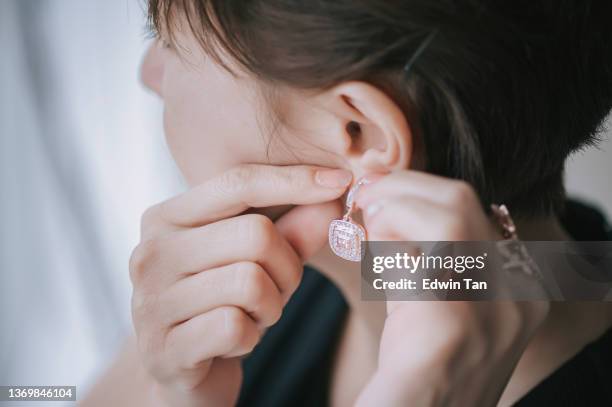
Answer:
514 215 573 241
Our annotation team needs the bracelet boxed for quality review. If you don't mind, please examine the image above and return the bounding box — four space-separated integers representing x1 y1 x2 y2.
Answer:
490 203 543 280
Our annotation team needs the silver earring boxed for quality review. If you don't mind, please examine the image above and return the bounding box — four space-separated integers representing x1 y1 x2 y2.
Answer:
328 177 371 261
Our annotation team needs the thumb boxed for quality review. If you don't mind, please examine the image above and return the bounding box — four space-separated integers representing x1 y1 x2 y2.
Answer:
275 199 343 261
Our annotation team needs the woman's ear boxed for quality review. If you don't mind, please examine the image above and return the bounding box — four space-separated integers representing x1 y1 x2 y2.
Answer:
318 81 413 178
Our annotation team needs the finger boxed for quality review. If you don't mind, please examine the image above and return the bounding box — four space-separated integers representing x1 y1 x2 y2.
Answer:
355 170 476 211
130 214 303 302
275 199 344 261
158 262 283 328
164 306 261 372
361 196 462 241
152 358 242 407
157 164 352 229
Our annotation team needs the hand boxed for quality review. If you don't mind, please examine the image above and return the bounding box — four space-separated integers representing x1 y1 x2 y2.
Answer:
129 164 351 407
353 170 550 406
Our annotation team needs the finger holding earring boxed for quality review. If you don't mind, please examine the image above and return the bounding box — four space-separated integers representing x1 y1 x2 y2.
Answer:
327 172 388 261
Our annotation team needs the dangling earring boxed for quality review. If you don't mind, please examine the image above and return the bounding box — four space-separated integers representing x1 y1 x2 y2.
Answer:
328 177 371 261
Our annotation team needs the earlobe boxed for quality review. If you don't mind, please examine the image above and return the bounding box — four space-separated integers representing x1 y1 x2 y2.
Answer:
328 81 412 175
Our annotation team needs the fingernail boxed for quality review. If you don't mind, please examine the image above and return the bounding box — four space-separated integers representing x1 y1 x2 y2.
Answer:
315 169 353 188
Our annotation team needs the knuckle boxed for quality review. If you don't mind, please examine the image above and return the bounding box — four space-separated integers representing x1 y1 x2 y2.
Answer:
129 239 161 284
450 180 475 204
269 306 283 326
242 332 259 354
267 296 283 326
285 265 304 296
238 263 268 305
217 165 252 197
131 290 159 323
222 307 249 349
243 214 277 255
140 204 162 232
442 215 467 240
173 371 209 391
277 166 304 191
165 336 195 373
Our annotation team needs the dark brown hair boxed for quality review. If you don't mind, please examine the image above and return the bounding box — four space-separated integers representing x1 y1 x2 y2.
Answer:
148 0 612 219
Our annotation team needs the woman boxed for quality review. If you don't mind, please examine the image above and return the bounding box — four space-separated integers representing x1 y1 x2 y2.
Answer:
83 1 612 406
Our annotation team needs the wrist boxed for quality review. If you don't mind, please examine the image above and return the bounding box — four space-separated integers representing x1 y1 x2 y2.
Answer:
147 378 171 407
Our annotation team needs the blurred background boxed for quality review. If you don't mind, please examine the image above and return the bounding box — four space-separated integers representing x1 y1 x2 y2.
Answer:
0 0 610 405
1 1 184 405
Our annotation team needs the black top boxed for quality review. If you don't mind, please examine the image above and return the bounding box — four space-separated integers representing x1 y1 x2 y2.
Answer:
237 199 612 407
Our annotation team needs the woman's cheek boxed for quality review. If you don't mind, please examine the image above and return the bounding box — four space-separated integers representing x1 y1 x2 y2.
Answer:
160 106 255 187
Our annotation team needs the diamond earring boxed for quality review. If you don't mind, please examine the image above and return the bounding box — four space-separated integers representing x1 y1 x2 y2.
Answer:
328 177 371 261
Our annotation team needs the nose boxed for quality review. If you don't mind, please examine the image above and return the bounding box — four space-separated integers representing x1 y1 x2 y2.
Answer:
140 42 165 97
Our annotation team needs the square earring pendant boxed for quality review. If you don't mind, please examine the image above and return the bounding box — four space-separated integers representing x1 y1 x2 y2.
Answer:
328 176 373 262
328 219 366 261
